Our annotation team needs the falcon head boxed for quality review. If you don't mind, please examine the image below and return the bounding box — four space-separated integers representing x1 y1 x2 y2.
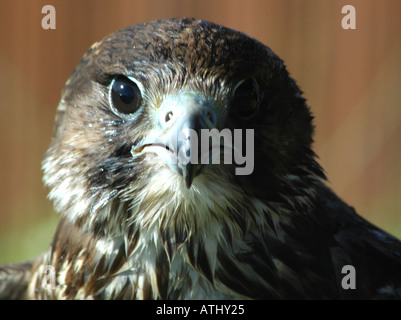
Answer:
43 18 322 242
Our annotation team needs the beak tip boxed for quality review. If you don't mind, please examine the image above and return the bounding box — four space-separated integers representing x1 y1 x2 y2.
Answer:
184 171 193 189
181 163 199 189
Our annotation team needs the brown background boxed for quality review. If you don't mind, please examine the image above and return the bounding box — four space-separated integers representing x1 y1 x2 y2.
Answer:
0 0 400 264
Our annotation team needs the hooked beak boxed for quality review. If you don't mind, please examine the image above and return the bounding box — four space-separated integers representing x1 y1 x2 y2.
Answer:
132 92 218 189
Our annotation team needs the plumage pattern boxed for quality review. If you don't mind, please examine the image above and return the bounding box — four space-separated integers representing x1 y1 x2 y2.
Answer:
1 18 400 299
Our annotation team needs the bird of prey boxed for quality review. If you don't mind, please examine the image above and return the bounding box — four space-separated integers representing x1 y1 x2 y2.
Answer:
1 18 400 300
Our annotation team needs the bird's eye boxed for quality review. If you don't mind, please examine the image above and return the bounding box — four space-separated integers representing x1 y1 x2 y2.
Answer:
232 78 259 120
110 76 142 115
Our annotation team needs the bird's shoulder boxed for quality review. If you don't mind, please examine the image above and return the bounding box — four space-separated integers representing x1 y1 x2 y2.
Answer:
315 186 401 299
0 259 38 299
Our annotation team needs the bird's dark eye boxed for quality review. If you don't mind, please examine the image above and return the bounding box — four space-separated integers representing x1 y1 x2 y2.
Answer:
110 76 142 115
232 78 259 120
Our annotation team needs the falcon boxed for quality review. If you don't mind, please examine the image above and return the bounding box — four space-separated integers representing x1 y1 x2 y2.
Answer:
1 18 400 300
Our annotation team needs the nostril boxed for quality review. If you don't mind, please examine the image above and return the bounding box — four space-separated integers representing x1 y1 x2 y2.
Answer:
165 111 173 122
206 110 216 124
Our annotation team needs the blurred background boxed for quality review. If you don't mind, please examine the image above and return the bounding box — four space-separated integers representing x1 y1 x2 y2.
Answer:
0 0 400 264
